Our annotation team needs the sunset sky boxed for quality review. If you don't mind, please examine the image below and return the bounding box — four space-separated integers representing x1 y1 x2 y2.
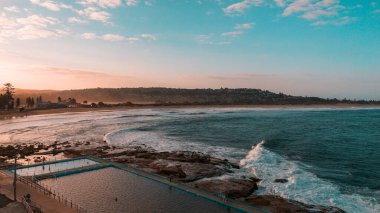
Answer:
0 0 379 99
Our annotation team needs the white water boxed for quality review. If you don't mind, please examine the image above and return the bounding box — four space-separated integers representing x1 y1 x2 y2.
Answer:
240 141 379 213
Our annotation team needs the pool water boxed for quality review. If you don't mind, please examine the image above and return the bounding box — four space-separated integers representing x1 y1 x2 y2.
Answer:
13 159 98 176
40 167 244 213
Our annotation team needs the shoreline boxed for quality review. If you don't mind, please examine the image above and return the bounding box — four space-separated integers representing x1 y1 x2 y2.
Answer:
1 103 380 120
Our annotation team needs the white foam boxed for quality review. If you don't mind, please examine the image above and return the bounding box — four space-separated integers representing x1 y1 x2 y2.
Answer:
240 142 380 213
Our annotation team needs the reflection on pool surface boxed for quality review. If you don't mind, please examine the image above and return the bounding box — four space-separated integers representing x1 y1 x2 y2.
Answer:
14 158 99 176
40 167 243 213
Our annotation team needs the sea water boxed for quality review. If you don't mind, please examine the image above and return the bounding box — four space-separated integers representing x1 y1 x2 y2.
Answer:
0 107 379 212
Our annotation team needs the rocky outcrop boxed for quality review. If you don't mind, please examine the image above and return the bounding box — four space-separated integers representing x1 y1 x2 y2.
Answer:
148 159 231 181
239 195 346 213
190 178 260 199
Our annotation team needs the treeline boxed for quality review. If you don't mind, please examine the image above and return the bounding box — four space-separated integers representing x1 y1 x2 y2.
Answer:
0 83 49 110
14 87 380 106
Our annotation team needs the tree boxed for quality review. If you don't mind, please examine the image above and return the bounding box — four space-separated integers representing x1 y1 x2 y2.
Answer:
58 96 62 103
68 98 76 104
16 98 20 108
2 83 15 110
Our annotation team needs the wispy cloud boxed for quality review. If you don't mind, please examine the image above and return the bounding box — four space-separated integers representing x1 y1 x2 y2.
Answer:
223 0 263 15
4 6 20 13
32 67 128 78
207 73 276 81
274 0 286 7
80 32 157 42
278 0 355 26
126 0 138 6
195 34 232 46
77 0 122 8
25 66 135 89
311 16 356 26
68 17 87 24
29 0 72 11
221 31 243 37
77 6 111 23
0 14 65 41
81 32 97 40
301 9 337 20
234 22 255 30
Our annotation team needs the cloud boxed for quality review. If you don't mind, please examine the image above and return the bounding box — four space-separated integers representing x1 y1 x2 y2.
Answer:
4 6 20 13
77 7 111 23
68 17 87 24
102 34 125 41
223 0 263 15
221 31 243 37
234 23 255 30
282 0 313 16
311 16 356 26
196 34 232 46
81 32 157 42
301 9 337 20
17 15 58 27
274 0 286 7
33 67 127 78
29 0 71 11
0 14 64 41
81 32 97 40
207 73 276 81
126 0 138 6
140 34 157 40
278 0 355 26
77 0 122 8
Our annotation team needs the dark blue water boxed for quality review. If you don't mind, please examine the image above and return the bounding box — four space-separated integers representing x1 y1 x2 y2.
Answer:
152 108 380 212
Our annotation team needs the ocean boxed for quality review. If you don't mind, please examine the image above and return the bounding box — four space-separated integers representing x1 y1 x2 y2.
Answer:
0 107 379 212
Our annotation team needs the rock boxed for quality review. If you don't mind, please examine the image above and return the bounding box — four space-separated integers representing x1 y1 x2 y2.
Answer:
274 178 288 183
239 195 346 213
147 159 229 182
180 163 229 182
249 177 261 182
190 178 259 199
157 166 186 178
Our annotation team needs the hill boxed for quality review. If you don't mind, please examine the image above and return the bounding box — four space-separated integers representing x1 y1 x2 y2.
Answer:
13 87 380 105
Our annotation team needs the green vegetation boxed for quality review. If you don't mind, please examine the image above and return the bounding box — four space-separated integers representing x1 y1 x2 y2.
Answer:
13 87 380 106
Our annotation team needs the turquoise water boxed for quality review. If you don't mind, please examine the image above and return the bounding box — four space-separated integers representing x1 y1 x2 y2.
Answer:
1 108 379 212
148 108 380 212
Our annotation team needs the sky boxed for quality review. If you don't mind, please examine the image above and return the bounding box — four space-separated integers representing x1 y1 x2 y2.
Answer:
0 0 379 99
